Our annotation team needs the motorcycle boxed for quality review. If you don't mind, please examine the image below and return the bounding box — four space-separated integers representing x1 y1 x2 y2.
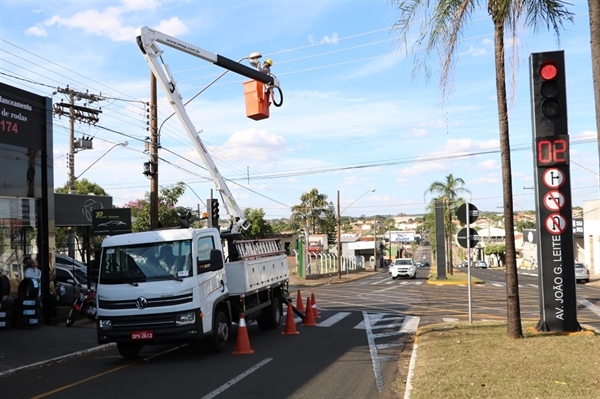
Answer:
66 284 97 327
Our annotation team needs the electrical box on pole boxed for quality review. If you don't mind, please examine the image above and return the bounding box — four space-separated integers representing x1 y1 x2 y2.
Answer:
530 50 579 332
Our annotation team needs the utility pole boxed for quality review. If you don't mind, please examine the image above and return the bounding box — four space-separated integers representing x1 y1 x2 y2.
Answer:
337 191 342 279
53 86 102 258
150 73 159 229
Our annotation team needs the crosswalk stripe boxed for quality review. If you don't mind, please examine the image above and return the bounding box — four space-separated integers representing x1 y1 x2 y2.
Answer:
317 312 351 327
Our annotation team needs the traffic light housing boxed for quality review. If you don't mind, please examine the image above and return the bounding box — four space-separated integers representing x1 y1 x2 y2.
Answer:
207 198 219 229
530 51 568 138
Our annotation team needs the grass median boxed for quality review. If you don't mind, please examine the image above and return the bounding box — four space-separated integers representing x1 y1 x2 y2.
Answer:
403 320 599 398
427 268 484 285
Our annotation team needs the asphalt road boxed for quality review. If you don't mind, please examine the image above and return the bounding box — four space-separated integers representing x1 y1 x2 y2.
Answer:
2 264 597 399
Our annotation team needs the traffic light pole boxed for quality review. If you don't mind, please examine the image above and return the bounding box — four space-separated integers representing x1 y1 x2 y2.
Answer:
530 50 579 332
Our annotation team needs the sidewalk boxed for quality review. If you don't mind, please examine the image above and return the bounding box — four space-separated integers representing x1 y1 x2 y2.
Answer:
0 317 105 377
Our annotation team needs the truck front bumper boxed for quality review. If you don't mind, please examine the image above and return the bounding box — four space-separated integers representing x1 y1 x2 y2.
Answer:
97 308 208 345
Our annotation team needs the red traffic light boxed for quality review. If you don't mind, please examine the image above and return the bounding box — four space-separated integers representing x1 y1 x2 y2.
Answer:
540 61 558 80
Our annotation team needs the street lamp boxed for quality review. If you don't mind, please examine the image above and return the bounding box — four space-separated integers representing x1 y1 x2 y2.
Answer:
337 188 375 279
67 140 128 258
73 141 128 182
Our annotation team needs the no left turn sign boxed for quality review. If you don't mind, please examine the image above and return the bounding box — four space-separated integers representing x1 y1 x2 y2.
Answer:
543 190 565 211
545 213 567 234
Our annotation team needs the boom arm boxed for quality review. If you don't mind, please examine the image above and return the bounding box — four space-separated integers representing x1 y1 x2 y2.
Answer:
135 26 280 233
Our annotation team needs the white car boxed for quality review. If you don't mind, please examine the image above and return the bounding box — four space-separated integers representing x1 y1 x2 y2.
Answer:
389 258 417 279
575 262 590 284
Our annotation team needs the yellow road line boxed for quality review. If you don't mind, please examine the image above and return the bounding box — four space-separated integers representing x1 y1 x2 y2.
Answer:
30 362 135 399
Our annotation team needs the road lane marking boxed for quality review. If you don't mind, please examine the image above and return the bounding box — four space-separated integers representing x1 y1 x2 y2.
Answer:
317 311 351 327
400 316 420 334
31 362 135 399
362 311 384 392
201 358 273 399
578 298 600 318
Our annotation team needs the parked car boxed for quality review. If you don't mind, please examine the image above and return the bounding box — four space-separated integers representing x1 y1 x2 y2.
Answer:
55 265 89 305
389 258 417 279
575 262 590 284
421 261 430 267
55 254 87 270
474 260 488 269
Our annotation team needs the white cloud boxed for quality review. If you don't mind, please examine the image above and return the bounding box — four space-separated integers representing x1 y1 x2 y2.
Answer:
219 128 288 169
308 33 339 45
39 1 186 42
398 162 446 176
25 26 47 37
155 17 188 37
444 138 499 153
477 159 499 170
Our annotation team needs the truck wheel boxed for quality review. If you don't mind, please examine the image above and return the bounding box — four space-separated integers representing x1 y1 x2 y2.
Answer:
258 296 282 330
117 342 143 359
208 310 229 353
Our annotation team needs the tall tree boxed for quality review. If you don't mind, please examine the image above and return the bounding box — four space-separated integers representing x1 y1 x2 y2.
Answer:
242 208 273 239
290 189 331 234
391 0 573 339
124 182 193 232
424 174 471 276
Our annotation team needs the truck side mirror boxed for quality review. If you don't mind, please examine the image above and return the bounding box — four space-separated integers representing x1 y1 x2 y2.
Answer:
197 249 224 273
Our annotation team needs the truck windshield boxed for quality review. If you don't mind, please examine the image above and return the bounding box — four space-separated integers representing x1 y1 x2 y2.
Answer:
100 240 193 284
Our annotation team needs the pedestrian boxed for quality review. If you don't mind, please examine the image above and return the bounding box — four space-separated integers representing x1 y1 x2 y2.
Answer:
24 257 42 297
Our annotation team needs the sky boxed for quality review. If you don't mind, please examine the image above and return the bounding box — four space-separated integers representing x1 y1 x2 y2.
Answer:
1 0 598 220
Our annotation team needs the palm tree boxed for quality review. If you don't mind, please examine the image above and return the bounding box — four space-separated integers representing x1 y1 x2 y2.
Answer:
424 174 471 276
390 0 573 339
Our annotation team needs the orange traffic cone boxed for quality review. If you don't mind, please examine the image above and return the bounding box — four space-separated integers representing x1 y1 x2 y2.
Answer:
302 297 316 326
282 302 299 335
296 290 305 312
233 314 255 354
311 293 320 319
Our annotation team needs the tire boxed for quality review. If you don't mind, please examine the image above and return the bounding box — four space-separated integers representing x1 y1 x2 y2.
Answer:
412 272 416 279
0 275 10 300
18 279 39 299
0 309 12 329
117 342 143 359
257 296 282 330
66 308 79 327
208 310 230 353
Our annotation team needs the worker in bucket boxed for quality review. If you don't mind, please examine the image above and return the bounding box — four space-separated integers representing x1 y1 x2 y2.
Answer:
261 59 273 74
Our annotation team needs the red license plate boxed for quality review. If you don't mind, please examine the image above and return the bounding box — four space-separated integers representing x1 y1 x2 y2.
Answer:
131 330 154 340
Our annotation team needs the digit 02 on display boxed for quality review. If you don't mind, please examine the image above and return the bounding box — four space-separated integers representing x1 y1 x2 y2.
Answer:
529 50 579 333
535 135 569 166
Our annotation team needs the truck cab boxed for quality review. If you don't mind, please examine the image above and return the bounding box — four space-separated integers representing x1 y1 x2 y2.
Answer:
96 228 231 357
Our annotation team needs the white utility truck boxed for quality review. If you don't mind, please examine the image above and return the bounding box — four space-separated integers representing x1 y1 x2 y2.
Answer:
96 27 287 358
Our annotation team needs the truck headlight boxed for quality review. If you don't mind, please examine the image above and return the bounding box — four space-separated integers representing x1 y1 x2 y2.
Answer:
99 319 112 330
176 312 196 326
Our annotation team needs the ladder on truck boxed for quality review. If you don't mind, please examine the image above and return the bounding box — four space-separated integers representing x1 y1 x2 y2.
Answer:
235 238 286 260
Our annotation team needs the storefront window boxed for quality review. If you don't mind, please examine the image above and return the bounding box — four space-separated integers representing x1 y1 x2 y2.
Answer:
0 197 40 288
0 143 43 199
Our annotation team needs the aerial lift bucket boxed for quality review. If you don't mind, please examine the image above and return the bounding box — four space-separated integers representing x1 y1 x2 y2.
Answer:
243 80 270 120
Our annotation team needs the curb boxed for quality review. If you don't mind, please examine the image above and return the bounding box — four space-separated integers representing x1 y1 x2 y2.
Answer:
0 343 115 379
